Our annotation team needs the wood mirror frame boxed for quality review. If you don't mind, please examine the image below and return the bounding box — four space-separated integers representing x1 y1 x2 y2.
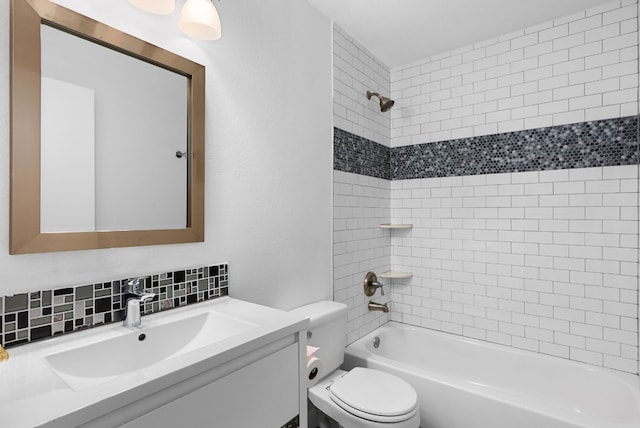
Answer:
10 0 205 254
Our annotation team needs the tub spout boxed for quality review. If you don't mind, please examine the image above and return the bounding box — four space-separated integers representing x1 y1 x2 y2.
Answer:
368 301 389 313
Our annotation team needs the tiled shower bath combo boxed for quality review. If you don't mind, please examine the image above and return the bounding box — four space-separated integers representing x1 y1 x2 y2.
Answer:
333 0 639 375
0 264 229 348
335 118 639 373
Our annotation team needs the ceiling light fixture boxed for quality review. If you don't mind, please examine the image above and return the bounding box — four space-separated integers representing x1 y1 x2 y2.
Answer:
179 0 222 40
128 0 222 41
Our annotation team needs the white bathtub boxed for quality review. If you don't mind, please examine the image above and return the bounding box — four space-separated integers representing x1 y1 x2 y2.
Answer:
342 322 640 428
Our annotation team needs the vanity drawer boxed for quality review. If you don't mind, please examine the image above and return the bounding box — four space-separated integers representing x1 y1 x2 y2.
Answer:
120 342 299 428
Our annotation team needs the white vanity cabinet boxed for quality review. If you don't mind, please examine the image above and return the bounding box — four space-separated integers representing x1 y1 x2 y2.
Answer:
76 335 306 428
2 298 309 428
120 341 300 428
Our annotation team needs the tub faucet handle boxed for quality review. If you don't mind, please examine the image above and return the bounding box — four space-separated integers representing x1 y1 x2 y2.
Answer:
364 272 385 296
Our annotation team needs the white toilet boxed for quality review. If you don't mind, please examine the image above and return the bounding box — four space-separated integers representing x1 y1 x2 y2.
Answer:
290 301 420 428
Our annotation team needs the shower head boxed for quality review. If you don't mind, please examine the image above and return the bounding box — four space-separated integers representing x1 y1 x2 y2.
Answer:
366 90 395 112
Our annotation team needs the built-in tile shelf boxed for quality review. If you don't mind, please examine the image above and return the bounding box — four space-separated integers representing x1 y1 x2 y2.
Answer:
379 224 413 229
380 271 412 279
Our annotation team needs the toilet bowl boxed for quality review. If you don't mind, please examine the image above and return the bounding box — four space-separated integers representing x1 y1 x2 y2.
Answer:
309 369 419 428
290 300 420 428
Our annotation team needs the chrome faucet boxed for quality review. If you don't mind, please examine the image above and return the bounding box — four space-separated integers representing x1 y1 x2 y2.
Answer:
123 277 156 328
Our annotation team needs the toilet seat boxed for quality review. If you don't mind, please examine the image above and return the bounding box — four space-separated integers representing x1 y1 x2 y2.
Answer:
328 367 418 423
309 369 420 428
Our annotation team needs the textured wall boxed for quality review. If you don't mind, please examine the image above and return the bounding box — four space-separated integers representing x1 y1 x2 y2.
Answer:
389 165 638 373
334 171 391 343
390 0 638 147
391 116 638 179
332 23 394 343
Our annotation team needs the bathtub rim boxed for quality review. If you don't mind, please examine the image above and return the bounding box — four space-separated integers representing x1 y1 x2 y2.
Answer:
347 321 640 389
344 321 640 428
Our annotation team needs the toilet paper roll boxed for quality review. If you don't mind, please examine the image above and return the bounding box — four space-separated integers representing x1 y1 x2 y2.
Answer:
306 356 323 388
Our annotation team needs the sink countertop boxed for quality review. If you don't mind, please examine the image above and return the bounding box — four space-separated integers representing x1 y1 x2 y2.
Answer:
0 297 309 428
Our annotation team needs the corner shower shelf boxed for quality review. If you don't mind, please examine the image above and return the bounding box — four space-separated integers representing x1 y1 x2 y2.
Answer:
380 271 412 279
379 224 413 229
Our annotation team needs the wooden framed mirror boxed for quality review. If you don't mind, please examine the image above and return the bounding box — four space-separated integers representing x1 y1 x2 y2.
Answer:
10 0 205 254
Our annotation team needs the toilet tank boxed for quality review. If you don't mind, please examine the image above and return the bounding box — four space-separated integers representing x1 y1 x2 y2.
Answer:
289 300 347 376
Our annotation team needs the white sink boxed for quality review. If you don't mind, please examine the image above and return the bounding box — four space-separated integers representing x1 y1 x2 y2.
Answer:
45 310 257 391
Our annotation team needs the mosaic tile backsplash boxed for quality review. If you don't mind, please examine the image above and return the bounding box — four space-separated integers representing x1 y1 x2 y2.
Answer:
334 116 639 180
0 263 228 348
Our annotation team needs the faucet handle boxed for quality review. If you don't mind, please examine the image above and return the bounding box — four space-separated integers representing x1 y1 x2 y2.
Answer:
139 293 157 303
363 272 385 296
123 277 148 295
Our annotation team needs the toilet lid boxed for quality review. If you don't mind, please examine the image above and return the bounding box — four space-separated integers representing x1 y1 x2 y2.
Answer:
328 367 418 422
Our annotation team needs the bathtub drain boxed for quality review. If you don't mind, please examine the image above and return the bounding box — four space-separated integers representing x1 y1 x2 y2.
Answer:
373 336 380 348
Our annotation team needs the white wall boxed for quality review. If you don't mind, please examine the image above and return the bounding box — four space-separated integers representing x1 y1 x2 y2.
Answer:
390 0 638 146
0 0 333 310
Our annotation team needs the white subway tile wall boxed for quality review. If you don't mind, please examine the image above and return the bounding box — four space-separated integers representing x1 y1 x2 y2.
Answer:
389 165 639 373
390 0 639 147
332 1 639 374
334 171 391 343
334 25 391 147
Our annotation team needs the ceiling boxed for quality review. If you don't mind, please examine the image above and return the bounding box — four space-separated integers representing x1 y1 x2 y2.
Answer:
307 0 617 68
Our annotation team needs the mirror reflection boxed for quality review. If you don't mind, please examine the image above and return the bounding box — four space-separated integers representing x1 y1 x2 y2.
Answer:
40 24 188 233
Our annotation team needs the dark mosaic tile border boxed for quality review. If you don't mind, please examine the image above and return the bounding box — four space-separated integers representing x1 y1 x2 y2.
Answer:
334 116 639 180
392 116 639 180
334 127 391 180
0 263 228 348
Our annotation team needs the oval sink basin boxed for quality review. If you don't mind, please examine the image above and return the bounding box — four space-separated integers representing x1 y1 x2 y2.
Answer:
45 310 256 391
